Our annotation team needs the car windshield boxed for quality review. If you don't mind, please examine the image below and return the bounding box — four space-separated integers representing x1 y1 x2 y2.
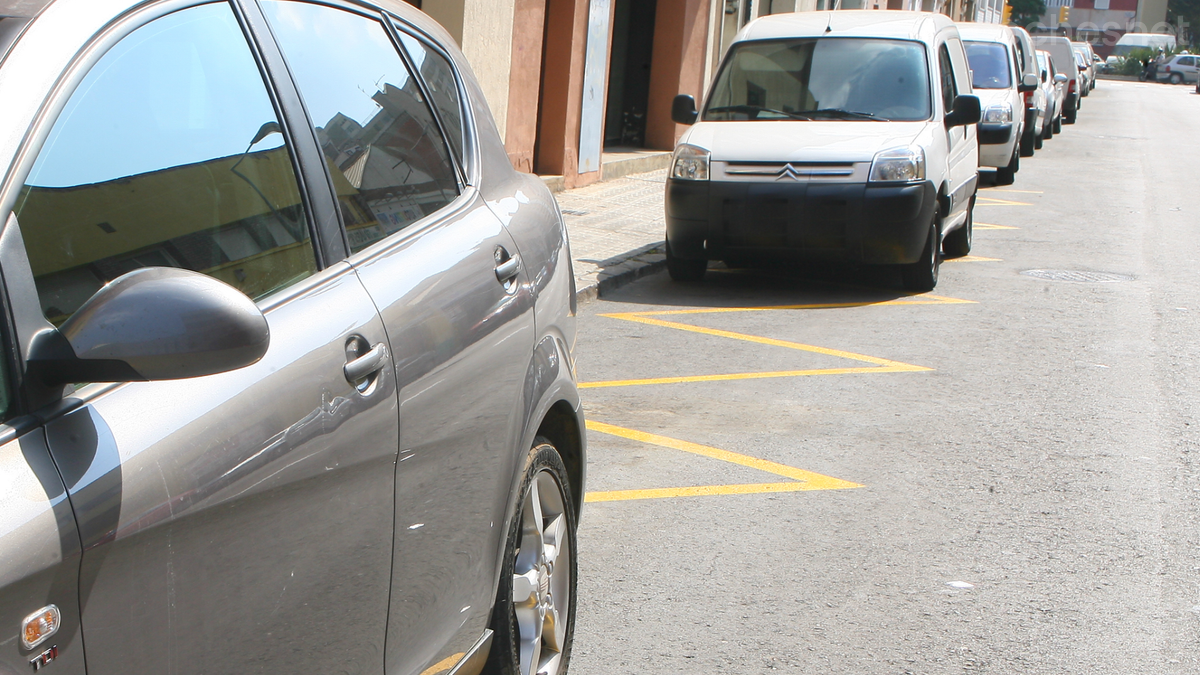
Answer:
964 41 1012 89
704 38 931 122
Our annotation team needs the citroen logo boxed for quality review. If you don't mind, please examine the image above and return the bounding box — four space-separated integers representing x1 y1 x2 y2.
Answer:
775 164 803 181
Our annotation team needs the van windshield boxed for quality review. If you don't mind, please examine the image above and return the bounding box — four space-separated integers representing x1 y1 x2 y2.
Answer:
964 41 1012 89
704 38 931 122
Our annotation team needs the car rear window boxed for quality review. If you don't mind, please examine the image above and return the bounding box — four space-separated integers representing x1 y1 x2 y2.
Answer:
964 41 1012 89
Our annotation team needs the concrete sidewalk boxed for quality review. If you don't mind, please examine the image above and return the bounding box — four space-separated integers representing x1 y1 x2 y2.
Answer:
556 168 669 302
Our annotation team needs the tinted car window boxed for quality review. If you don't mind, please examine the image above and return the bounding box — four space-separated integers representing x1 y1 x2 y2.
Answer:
395 30 466 168
12 4 316 326
965 41 1012 89
261 1 459 254
704 38 931 122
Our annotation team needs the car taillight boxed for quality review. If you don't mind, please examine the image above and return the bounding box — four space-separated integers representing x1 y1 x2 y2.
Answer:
1165 65 1172 72
1069 79 1076 94
1023 90 1033 107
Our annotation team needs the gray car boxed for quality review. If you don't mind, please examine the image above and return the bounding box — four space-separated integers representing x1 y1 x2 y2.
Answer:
0 2 584 675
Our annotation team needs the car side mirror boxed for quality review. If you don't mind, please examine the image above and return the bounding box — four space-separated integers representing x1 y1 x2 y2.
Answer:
30 267 270 385
944 94 981 127
1018 73 1039 92
671 94 699 125
1054 73 1068 84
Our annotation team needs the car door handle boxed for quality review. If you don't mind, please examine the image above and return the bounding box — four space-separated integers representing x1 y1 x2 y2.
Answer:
344 343 388 383
494 256 521 284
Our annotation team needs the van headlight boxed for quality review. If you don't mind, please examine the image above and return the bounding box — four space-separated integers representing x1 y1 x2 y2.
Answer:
983 103 1013 124
671 144 710 181
869 146 925 183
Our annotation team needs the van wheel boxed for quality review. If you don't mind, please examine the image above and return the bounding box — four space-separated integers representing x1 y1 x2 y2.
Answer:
1052 115 1063 134
995 149 1018 186
665 240 707 282
901 218 940 292
1019 127 1035 157
1034 126 1044 149
942 196 974 259
484 438 577 675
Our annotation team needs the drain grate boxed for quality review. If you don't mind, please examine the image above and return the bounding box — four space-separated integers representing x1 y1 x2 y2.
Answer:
1020 269 1133 283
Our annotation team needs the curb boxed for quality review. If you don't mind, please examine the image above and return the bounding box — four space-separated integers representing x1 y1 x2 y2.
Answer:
574 242 666 304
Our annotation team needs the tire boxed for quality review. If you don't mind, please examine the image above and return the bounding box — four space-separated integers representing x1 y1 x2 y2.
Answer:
1019 127 1035 157
942 195 974 259
484 438 577 675
900 218 940 292
995 148 1018 186
1034 125 1044 149
1170 73 1183 85
1065 97 1077 124
1052 115 1062 134
665 239 706 282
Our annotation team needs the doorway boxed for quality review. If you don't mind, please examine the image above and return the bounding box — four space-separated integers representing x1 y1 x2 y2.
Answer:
604 0 657 148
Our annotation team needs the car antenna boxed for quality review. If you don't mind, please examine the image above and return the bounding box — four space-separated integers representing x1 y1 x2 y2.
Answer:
825 12 833 32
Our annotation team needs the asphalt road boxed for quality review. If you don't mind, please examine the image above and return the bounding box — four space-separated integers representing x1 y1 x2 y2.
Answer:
568 80 1200 674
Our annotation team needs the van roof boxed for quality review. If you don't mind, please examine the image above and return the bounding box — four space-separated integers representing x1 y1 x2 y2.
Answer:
956 22 1014 43
738 10 954 44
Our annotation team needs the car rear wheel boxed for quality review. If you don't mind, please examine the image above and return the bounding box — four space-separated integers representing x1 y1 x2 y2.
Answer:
666 239 707 282
1034 125 1044 149
484 438 577 675
1170 73 1183 84
942 196 974 259
900 218 940 292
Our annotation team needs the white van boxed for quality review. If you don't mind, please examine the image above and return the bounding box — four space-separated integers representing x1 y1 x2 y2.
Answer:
958 23 1037 183
1113 32 1177 57
664 11 981 292
1033 35 1080 124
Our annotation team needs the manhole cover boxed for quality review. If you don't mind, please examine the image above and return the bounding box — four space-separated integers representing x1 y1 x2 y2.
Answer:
1020 269 1133 283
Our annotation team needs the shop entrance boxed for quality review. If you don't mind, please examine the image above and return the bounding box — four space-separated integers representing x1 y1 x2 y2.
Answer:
604 0 657 148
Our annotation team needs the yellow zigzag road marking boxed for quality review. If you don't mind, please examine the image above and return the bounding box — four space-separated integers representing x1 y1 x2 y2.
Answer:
944 255 1002 263
584 421 863 502
976 196 1032 207
974 222 1018 230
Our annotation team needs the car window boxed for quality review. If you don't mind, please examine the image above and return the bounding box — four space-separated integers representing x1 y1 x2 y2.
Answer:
704 38 931 122
938 43 958 113
11 4 316 326
261 1 459 254
394 30 466 169
965 41 1012 89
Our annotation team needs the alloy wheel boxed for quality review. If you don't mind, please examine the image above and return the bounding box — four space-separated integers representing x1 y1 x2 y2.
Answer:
511 469 572 675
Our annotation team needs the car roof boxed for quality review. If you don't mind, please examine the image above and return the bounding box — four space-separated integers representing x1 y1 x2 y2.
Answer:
737 10 952 44
956 22 1014 43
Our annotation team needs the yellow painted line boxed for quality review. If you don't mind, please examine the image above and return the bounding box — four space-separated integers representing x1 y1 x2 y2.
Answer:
944 255 1001 263
586 482 822 502
605 315 920 367
976 196 1032 206
418 653 466 675
586 420 863 488
580 364 927 389
980 188 1043 194
974 222 1019 230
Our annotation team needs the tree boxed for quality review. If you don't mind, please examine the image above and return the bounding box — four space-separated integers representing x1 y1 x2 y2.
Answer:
1167 0 1199 46
1010 0 1047 30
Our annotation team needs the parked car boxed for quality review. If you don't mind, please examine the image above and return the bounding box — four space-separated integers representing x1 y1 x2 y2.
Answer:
1034 35 1081 124
1010 26 1044 157
665 10 982 291
0 2 585 675
1072 41 1097 93
1156 53 1200 84
959 23 1034 183
1036 49 1068 141
1073 49 1092 96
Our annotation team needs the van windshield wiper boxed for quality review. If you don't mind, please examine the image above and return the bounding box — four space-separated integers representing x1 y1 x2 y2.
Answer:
803 108 890 121
706 105 812 120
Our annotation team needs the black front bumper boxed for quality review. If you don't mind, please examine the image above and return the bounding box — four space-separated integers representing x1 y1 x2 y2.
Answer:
666 178 938 266
979 122 1014 145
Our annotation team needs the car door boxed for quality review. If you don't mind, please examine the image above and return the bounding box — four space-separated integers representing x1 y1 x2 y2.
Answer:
938 37 978 220
257 3 537 673
4 3 398 673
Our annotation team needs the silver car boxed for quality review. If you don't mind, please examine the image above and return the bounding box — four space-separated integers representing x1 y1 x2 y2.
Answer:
0 2 584 675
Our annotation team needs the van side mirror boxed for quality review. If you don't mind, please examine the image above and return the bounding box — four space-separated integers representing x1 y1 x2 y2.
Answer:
1018 73 1039 92
29 267 270 385
1054 73 1068 84
944 94 981 127
671 94 699 125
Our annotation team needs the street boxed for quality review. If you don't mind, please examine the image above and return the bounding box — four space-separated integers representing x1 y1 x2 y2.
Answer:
570 80 1200 673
